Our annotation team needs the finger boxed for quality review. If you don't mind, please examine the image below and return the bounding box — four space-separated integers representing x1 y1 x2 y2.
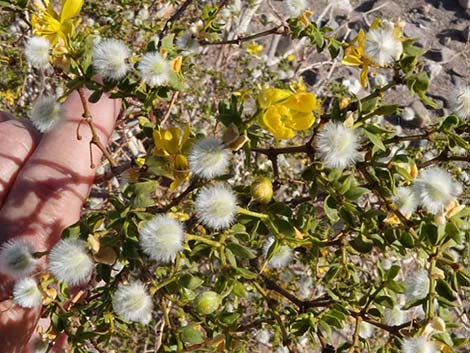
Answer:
0 112 14 122
0 119 40 207
0 90 120 248
0 301 41 353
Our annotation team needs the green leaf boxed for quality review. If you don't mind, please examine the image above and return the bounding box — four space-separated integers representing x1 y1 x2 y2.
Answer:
179 274 204 290
373 105 399 116
226 242 256 259
421 223 438 245
219 311 241 326
386 265 401 281
217 95 243 127
180 325 205 344
324 195 339 223
364 129 386 151
344 186 369 200
435 279 457 301
88 89 103 103
125 181 157 208
438 114 459 131
350 234 373 253
235 267 257 279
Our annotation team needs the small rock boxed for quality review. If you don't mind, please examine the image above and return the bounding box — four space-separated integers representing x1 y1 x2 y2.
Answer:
330 0 353 14
372 73 388 87
424 47 456 62
301 69 318 86
459 0 470 9
418 3 433 15
411 100 431 127
403 22 426 45
326 19 340 30
401 106 416 121
462 26 470 42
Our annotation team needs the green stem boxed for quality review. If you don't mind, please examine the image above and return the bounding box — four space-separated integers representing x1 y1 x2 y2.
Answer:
237 207 269 220
153 277 178 293
427 252 437 318
185 234 222 248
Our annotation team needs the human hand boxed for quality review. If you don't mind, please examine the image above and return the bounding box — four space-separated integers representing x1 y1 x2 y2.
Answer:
0 89 120 353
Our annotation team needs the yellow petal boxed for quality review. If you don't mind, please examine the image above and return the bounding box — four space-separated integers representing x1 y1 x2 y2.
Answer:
170 56 183 73
370 18 382 30
260 105 295 139
360 65 369 87
257 88 291 109
163 127 182 155
341 51 363 67
60 0 83 22
181 123 191 146
357 29 366 55
287 111 315 131
284 92 318 113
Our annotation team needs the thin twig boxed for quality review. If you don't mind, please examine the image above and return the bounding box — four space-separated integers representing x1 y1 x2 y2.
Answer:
158 0 194 44
200 25 288 46
77 87 117 168
161 91 180 126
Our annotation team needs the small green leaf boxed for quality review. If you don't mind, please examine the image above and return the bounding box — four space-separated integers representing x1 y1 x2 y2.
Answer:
226 242 256 259
364 129 386 151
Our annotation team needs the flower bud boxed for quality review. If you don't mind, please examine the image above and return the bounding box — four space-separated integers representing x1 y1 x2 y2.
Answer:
251 177 273 204
194 291 222 315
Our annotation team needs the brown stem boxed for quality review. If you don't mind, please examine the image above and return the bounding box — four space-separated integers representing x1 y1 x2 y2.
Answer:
200 25 288 46
357 163 410 226
94 160 134 184
158 0 194 44
163 179 198 211
77 87 117 168
161 91 180 126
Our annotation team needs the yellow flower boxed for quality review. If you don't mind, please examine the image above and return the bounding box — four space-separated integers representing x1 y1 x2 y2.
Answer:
31 0 83 53
246 41 264 58
0 90 16 106
153 125 191 189
257 87 319 139
342 29 370 87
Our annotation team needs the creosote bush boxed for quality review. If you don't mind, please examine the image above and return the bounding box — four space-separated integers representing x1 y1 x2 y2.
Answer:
1 0 470 352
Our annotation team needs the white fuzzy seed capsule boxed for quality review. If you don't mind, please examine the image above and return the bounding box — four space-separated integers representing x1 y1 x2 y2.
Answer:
188 138 231 179
451 86 470 120
359 321 375 339
263 237 294 269
112 281 153 324
405 269 430 302
24 36 50 69
284 0 307 17
92 38 130 81
138 52 171 87
31 96 64 133
383 305 408 326
0 239 38 279
393 186 418 216
48 239 93 286
401 337 438 353
316 121 359 169
364 21 403 67
413 167 462 215
13 277 42 308
139 214 184 263
195 183 238 230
